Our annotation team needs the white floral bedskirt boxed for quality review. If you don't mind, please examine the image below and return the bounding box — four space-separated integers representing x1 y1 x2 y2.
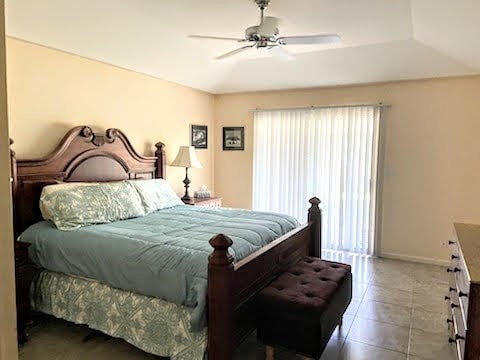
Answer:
31 270 207 360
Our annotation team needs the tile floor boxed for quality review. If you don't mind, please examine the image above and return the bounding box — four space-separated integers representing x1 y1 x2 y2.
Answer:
20 251 458 360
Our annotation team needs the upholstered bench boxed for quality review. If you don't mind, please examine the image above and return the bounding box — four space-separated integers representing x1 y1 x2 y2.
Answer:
256 257 352 360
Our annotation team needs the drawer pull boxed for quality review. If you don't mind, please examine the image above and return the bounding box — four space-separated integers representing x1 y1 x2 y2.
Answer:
449 334 464 343
451 303 459 309
446 267 461 273
459 291 468 298
445 296 451 301
449 287 457 292
446 318 454 324
451 255 459 260
448 240 455 245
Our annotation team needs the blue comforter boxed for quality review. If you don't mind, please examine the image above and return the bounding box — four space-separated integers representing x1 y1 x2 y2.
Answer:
19 205 299 330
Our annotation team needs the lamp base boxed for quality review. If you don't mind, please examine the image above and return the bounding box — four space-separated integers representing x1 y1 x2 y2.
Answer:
181 194 192 204
182 167 192 204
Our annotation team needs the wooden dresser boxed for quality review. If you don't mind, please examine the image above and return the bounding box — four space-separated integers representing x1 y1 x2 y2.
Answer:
14 241 34 344
447 223 480 360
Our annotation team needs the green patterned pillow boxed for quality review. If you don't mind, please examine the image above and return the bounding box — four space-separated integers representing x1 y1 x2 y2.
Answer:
40 181 146 231
129 179 184 214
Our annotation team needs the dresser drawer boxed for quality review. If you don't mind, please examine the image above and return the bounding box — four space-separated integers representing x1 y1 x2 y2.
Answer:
448 245 470 316
454 256 470 319
451 304 466 360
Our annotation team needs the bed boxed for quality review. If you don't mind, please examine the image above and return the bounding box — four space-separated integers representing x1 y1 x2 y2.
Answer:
10 126 322 359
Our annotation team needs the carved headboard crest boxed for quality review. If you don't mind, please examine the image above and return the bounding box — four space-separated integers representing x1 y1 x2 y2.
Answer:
10 125 167 236
81 126 118 147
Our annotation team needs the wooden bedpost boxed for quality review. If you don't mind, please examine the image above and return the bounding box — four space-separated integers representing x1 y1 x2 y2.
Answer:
208 234 234 360
308 197 322 258
9 138 18 238
154 142 166 179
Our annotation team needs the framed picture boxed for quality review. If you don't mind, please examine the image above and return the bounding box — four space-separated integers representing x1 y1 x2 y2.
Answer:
223 127 245 151
191 125 208 149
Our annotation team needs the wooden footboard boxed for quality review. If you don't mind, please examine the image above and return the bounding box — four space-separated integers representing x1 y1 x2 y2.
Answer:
207 198 322 360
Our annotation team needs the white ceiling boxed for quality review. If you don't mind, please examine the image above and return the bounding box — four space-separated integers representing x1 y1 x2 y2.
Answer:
5 0 480 93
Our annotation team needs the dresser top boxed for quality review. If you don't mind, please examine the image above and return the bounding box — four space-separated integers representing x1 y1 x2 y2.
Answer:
454 223 480 284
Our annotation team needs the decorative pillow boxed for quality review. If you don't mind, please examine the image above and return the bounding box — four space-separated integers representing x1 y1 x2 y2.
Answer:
128 179 183 213
40 181 146 231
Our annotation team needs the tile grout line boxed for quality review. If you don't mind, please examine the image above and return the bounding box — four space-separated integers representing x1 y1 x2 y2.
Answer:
406 290 415 357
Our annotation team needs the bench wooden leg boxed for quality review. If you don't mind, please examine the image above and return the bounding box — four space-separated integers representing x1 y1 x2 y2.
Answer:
265 345 275 360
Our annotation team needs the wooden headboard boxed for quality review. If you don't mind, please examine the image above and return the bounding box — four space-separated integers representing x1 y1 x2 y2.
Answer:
10 126 166 236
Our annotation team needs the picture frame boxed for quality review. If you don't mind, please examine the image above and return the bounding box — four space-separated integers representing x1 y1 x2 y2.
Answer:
191 125 208 149
222 126 245 151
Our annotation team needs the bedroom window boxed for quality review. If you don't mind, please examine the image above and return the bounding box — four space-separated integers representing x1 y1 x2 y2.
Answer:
253 105 382 255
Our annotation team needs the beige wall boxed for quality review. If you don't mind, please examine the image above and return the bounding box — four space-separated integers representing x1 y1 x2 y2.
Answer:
215 76 480 263
6 37 215 195
0 2 19 360
6 35 480 265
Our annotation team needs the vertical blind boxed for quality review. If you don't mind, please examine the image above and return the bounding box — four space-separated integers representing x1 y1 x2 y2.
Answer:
253 106 381 254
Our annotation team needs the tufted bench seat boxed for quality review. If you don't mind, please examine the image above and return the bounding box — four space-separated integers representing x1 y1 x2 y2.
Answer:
256 256 352 360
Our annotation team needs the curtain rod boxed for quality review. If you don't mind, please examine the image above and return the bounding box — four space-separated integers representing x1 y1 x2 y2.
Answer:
250 102 391 113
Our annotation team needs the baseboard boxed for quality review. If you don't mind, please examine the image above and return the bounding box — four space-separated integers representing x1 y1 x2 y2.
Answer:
379 252 450 267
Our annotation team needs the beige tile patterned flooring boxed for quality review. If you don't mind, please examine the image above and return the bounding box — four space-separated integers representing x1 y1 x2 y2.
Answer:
20 251 457 360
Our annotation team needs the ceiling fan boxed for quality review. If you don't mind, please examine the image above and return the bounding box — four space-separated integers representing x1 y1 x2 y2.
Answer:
189 0 340 60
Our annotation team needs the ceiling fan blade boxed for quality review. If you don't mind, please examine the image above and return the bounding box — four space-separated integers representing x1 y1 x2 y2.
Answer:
268 45 294 61
278 34 340 45
189 35 245 42
216 45 255 60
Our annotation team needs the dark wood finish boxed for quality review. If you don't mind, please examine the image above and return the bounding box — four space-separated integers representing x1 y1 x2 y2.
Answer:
448 228 480 360
308 197 322 258
10 126 322 359
10 126 164 236
207 200 321 360
154 142 166 179
208 234 235 360
185 197 222 207
466 285 480 359
14 241 34 344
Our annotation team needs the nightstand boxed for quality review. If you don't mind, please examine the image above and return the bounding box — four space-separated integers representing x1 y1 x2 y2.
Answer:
14 241 34 344
185 197 222 208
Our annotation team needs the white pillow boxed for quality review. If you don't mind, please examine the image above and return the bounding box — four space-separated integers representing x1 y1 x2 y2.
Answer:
128 179 183 213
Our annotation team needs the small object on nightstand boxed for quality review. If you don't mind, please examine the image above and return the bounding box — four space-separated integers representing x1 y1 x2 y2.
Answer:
184 197 222 208
14 241 35 344
194 184 211 199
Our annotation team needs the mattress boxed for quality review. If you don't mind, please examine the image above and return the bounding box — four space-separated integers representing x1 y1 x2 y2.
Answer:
20 204 299 330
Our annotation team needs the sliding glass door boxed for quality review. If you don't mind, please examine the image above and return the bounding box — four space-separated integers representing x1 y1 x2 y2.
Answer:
253 106 381 255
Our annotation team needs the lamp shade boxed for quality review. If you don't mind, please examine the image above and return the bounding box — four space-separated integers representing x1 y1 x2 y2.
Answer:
170 146 202 168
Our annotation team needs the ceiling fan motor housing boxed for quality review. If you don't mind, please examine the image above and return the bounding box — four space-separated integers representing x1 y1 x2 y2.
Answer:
254 0 270 9
246 25 278 42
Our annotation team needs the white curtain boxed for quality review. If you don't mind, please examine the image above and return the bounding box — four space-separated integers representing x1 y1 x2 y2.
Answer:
253 106 380 255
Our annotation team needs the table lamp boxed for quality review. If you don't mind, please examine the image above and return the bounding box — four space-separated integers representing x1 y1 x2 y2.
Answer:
170 146 202 203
